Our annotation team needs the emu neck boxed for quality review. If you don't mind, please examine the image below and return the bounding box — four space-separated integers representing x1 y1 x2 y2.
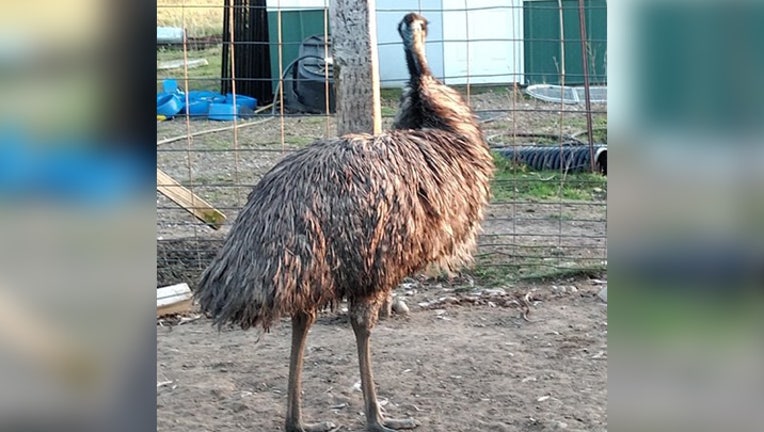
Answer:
405 37 431 79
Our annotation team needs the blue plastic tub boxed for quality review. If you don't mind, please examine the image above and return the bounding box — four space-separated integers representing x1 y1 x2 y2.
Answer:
157 93 183 117
179 91 224 118
185 100 211 117
208 102 238 121
158 88 248 120
189 90 225 103
225 93 257 110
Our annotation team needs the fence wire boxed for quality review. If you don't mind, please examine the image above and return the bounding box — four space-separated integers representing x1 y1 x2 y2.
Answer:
156 0 607 288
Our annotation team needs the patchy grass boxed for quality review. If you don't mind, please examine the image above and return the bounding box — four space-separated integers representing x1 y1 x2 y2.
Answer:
471 264 516 286
379 84 515 106
518 265 606 282
157 0 224 37
157 46 223 93
194 173 234 186
381 106 397 117
284 135 317 147
296 116 329 126
568 114 608 143
380 88 403 106
547 212 575 221
197 134 231 151
471 254 605 285
491 152 607 202
455 83 513 96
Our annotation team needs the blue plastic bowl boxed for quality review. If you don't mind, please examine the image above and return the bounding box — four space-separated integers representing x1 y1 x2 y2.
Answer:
182 91 220 118
225 93 257 110
189 90 224 102
208 102 238 121
185 100 211 118
157 93 184 117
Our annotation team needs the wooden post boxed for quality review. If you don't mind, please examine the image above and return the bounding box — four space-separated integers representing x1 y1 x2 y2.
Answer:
329 0 382 136
331 0 393 317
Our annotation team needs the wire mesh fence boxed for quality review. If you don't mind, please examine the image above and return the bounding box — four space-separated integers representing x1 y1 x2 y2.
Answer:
156 0 607 288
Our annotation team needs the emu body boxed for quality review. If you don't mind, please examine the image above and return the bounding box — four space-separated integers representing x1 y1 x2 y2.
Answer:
196 12 493 432
198 129 491 330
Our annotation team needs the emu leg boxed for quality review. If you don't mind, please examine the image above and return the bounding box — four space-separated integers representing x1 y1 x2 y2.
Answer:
350 302 419 432
285 312 336 432
378 293 393 320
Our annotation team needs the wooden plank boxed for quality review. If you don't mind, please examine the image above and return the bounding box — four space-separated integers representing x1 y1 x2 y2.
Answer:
157 283 193 317
157 283 192 308
157 168 226 230
329 0 382 136
157 298 193 317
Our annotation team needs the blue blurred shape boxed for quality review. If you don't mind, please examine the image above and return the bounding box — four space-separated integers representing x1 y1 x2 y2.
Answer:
0 129 33 198
34 145 145 206
0 127 146 206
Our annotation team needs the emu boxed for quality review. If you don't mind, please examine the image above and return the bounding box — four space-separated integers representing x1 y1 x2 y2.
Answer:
196 12 494 432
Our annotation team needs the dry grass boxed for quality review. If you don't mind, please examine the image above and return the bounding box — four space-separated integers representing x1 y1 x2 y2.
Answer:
157 0 225 37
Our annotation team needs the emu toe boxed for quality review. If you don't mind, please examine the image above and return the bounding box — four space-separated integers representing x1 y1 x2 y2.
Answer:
369 417 419 432
286 421 337 432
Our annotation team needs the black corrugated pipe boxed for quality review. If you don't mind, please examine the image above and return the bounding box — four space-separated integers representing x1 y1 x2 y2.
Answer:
494 145 607 174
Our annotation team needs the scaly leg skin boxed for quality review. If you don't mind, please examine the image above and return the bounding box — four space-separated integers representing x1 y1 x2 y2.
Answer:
378 293 393 320
350 300 419 432
285 312 338 432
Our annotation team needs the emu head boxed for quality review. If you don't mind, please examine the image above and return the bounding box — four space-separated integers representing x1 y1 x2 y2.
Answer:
398 13 429 48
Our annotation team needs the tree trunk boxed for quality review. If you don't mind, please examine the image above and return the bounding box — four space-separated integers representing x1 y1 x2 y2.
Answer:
329 0 382 136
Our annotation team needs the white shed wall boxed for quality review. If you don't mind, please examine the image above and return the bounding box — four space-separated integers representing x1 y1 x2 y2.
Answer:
441 0 524 85
266 0 524 87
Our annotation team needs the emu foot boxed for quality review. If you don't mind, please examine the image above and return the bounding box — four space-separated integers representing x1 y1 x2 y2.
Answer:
368 417 419 432
285 421 337 432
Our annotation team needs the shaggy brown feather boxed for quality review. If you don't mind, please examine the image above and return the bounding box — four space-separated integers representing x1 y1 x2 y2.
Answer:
196 11 494 333
196 128 492 330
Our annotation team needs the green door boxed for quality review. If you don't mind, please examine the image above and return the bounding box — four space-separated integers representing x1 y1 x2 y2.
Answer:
524 0 606 85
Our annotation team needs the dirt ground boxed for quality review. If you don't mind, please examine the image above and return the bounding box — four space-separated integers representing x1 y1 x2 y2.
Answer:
157 276 607 432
